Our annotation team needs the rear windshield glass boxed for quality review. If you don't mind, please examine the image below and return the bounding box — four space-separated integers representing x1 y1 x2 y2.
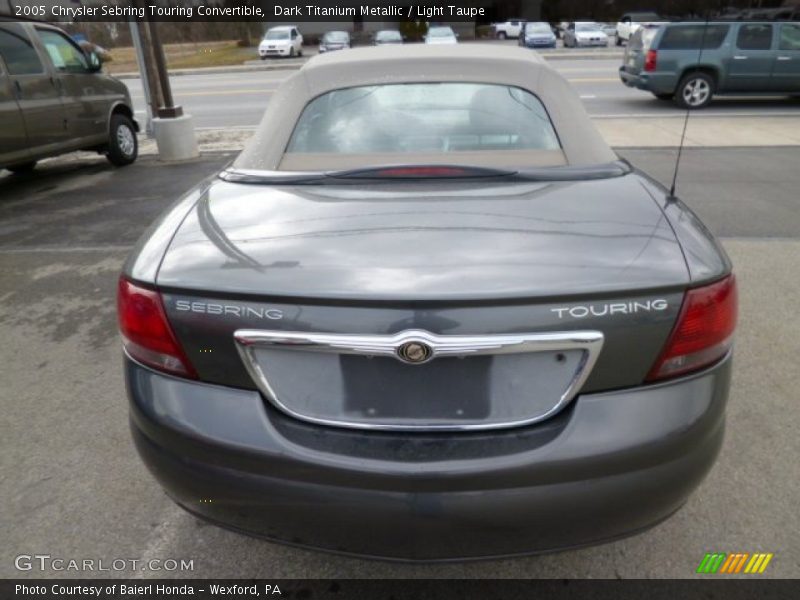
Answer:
285 83 561 156
659 25 730 50
323 32 348 42
376 30 402 41
630 26 660 50
527 23 552 34
428 27 455 37
265 30 289 40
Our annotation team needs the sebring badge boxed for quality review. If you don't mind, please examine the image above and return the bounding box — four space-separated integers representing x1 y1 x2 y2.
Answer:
396 341 433 365
174 300 283 320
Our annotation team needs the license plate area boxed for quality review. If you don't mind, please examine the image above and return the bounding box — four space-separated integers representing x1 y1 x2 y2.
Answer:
235 329 603 431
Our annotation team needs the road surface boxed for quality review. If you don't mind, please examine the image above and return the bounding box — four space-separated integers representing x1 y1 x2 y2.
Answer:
123 57 800 130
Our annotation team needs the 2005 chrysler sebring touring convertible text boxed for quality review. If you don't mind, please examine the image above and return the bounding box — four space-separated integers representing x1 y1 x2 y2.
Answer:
119 46 738 561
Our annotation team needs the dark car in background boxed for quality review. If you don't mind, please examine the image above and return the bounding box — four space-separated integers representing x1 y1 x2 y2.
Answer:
319 30 350 53
0 19 138 173
519 21 557 49
620 21 800 108
121 45 736 561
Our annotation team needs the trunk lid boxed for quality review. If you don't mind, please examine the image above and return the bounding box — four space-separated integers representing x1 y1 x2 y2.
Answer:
158 175 689 429
156 176 687 300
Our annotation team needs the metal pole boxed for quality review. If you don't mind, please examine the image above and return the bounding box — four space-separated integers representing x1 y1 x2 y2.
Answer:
135 13 165 120
147 20 182 118
128 19 153 136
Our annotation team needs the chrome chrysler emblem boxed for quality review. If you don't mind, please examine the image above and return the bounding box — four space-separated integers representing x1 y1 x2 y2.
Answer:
397 341 432 364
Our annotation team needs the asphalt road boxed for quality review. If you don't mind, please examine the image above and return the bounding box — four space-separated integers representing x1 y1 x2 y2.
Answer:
1 147 798 578
123 57 800 130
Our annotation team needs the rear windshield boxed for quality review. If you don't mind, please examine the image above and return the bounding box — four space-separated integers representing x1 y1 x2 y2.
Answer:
376 30 401 41
527 23 552 34
659 25 730 50
323 32 348 42
428 27 455 37
630 26 660 50
265 30 289 40
285 83 560 156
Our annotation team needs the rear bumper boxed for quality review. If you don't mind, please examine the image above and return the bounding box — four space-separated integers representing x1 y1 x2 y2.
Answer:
575 39 609 47
259 47 291 57
127 354 731 561
522 40 557 49
619 68 677 94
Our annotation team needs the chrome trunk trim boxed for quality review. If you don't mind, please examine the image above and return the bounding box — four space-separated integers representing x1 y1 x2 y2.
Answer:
234 329 604 432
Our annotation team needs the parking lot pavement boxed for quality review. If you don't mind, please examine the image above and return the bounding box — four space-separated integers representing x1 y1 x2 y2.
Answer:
1 150 798 578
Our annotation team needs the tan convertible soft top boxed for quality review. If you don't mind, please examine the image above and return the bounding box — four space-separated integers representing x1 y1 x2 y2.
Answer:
234 44 617 171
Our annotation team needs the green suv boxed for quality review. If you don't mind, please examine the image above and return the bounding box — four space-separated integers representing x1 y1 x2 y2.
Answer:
619 21 800 108
1 19 138 173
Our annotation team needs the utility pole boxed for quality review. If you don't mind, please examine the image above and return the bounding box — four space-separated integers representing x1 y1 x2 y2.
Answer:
133 4 164 116
129 19 153 136
130 0 197 160
147 16 182 118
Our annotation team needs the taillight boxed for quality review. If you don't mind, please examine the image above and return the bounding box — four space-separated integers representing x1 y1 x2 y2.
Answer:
647 275 737 382
644 49 657 72
117 277 196 378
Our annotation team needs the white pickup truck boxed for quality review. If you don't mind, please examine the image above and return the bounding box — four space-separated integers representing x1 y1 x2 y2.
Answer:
614 12 662 46
493 19 525 39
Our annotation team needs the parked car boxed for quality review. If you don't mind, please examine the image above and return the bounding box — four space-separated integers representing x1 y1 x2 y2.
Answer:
373 29 403 45
0 19 138 173
563 22 609 48
258 26 303 59
519 22 557 49
620 21 800 108
424 26 458 44
615 11 662 46
319 31 350 53
493 19 525 39
121 44 736 561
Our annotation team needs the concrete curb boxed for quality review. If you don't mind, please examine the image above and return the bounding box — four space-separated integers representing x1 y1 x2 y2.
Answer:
111 61 305 79
541 51 623 60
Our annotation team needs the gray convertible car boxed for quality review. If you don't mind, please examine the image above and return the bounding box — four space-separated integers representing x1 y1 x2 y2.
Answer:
120 45 737 560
